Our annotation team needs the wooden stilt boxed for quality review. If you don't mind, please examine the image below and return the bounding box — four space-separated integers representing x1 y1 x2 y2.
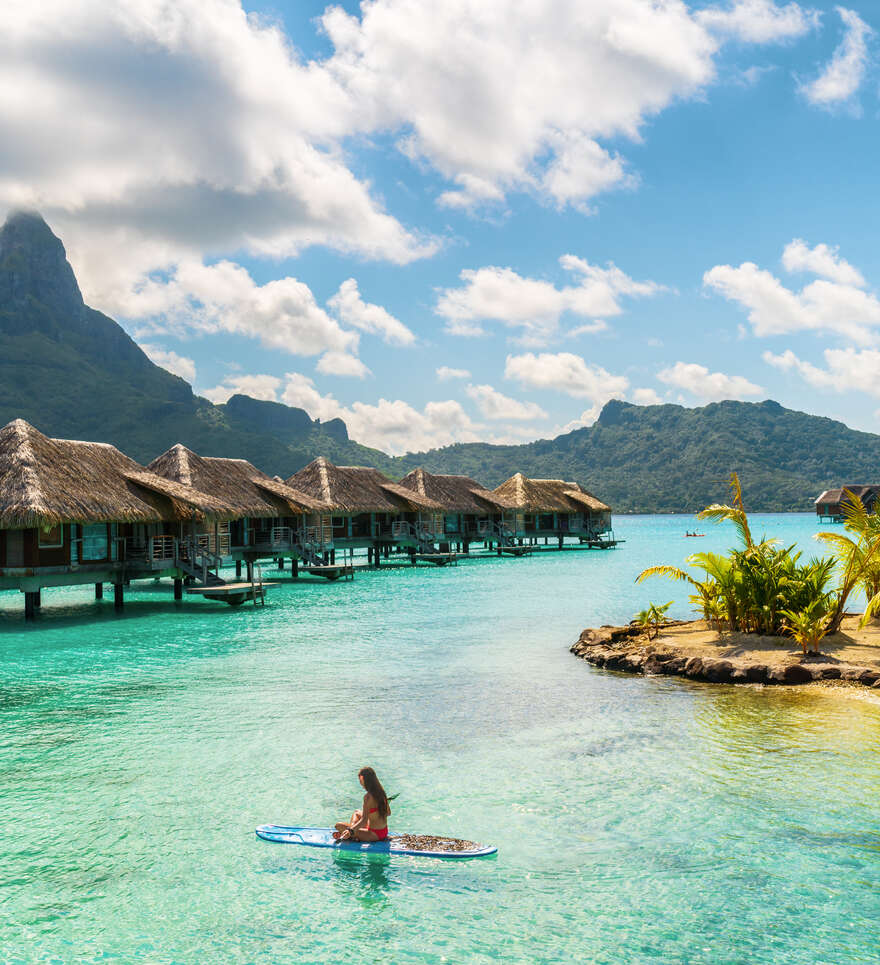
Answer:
278 557 285 570
174 578 183 601
34 589 41 608
246 561 254 583
24 591 37 621
95 582 103 600
235 560 242 579
292 558 299 578
114 583 124 610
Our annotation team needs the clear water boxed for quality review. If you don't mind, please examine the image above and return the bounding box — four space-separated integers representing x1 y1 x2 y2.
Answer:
1 514 878 965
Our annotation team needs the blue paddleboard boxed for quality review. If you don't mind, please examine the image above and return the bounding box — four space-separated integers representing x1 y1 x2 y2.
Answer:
255 825 497 859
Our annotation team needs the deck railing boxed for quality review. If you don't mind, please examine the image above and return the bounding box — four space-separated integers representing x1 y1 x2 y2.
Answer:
149 535 176 561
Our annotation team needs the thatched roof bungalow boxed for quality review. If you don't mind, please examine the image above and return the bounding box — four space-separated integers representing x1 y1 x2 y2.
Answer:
0 420 232 597
492 472 612 540
398 468 515 541
815 485 880 522
148 444 328 555
287 457 443 544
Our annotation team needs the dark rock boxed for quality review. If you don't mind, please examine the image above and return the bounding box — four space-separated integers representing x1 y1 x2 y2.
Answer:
816 666 841 679
872 679 880 689
858 669 880 686
702 659 735 683
746 664 770 683
683 657 704 678
769 664 814 685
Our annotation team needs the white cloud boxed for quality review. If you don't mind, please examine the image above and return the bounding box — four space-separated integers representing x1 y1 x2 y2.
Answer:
0 0 433 333
201 373 282 405
800 7 872 108
782 239 866 286
763 347 880 397
465 384 547 421
138 343 196 383
698 1 819 44
657 361 764 401
327 278 415 346
704 244 880 344
505 352 630 401
436 255 662 343
315 352 371 378
280 373 482 454
323 0 721 211
632 387 663 405
436 366 471 381
114 258 360 358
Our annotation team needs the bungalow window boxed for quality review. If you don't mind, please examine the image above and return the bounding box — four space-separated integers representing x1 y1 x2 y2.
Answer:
331 516 346 528
81 523 109 561
38 524 64 549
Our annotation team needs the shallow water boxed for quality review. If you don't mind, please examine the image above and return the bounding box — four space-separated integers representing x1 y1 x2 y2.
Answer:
2 514 879 964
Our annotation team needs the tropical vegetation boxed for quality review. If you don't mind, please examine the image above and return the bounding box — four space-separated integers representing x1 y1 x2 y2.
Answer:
636 474 880 654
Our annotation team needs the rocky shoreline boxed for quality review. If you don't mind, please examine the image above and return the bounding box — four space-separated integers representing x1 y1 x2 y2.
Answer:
571 622 880 689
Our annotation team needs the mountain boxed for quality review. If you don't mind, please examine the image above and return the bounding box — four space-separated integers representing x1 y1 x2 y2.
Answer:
392 398 880 513
0 211 390 474
0 210 875 512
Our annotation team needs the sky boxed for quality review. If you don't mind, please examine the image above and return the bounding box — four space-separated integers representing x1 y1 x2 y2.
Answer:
3 0 880 454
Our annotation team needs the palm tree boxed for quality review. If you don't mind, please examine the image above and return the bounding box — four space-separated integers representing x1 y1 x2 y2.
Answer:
817 490 880 632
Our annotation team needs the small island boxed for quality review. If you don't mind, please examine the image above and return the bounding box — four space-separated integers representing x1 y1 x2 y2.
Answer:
571 618 880 688
576 474 880 690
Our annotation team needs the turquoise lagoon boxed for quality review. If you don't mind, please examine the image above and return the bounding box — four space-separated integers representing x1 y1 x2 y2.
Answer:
1 514 879 964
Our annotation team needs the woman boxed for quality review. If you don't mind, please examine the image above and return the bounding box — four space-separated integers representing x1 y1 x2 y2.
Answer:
333 767 390 842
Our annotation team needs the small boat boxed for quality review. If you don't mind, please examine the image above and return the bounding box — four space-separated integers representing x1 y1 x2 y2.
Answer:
255 825 497 859
684 532 706 538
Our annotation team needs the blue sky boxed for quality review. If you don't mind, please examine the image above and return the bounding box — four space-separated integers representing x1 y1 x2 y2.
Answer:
3 1 880 452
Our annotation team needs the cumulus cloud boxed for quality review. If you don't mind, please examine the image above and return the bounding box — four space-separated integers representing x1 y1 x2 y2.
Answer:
704 243 880 344
505 352 630 402
763 347 880 397
323 0 720 211
657 362 764 401
465 384 547 421
115 259 359 357
138 343 196 383
280 373 482 454
200 373 283 404
315 352 371 378
698 0 819 44
781 239 866 286
800 7 872 108
436 255 662 342
436 366 471 381
0 0 432 329
327 278 415 346
632 387 664 405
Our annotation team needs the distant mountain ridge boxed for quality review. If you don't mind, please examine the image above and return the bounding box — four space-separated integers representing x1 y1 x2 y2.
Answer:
0 211 391 474
1 210 875 512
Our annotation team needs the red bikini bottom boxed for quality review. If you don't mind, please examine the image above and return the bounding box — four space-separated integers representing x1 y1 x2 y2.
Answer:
370 826 389 840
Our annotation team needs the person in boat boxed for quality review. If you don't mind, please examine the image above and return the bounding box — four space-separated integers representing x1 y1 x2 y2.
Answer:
333 766 390 842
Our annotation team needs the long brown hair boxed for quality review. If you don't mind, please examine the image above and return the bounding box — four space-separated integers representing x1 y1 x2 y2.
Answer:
359 766 389 818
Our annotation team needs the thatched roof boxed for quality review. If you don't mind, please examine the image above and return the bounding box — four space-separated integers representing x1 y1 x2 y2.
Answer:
287 457 443 513
0 419 232 529
148 444 327 517
815 485 880 507
399 467 516 513
493 473 611 513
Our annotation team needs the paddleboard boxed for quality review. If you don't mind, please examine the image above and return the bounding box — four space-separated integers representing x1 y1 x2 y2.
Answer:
255 825 497 859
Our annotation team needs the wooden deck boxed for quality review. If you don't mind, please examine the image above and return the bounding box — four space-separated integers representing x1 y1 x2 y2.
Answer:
187 582 279 605
302 564 354 581
412 552 458 566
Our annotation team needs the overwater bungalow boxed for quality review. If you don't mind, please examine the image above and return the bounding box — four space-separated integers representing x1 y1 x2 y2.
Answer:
815 485 880 523
147 444 330 573
0 420 233 617
397 468 516 551
492 473 614 548
287 457 445 563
